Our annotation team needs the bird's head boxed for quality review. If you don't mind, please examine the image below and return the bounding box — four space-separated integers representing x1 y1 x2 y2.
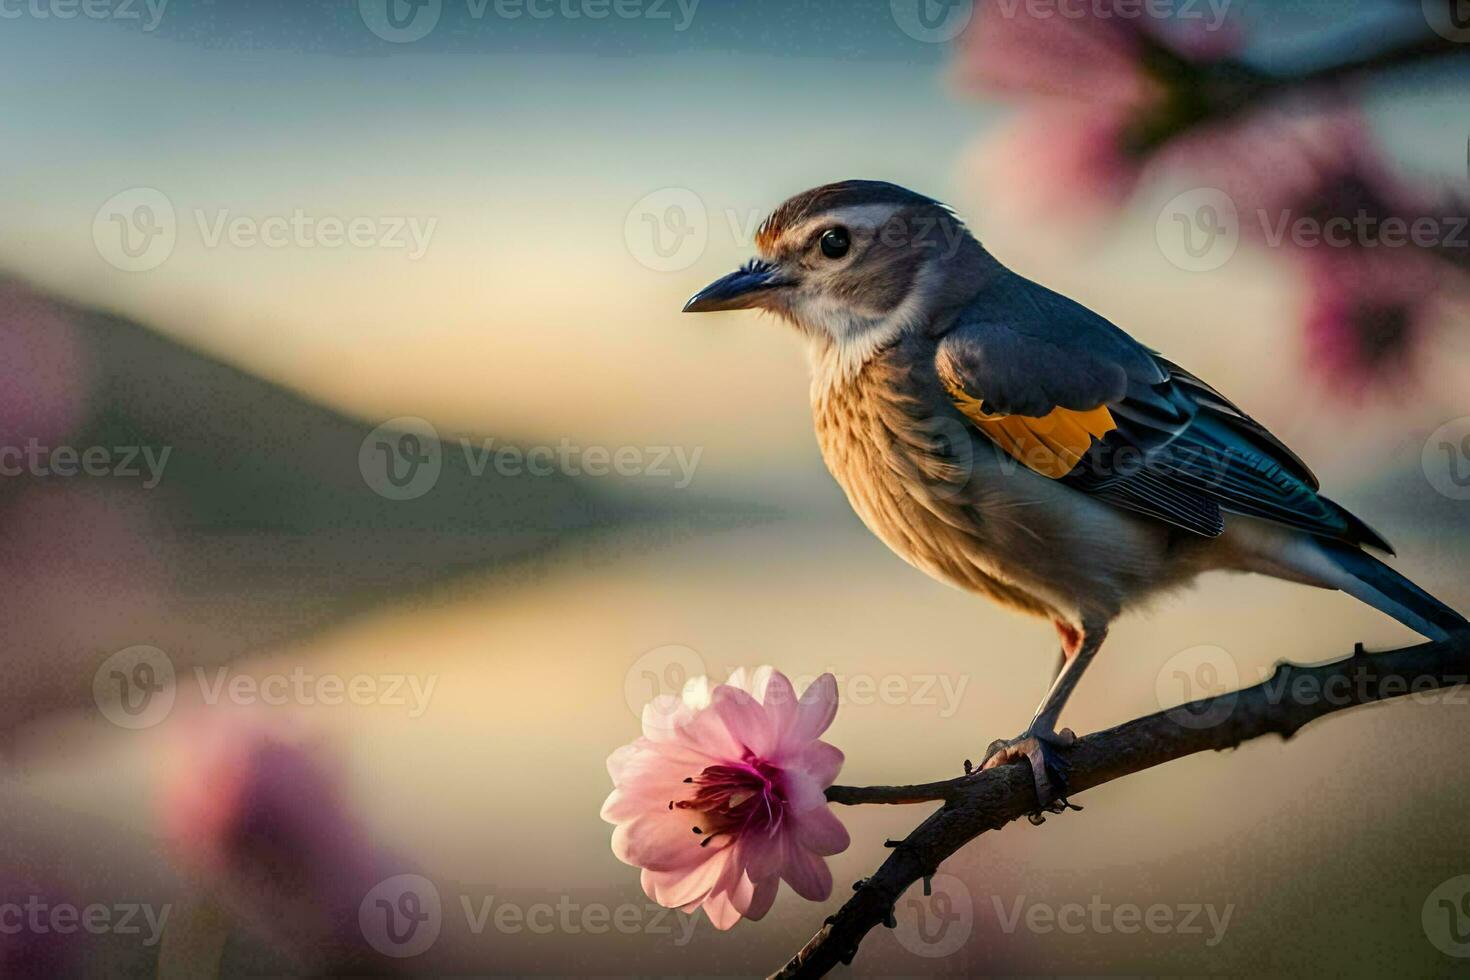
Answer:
683 180 990 355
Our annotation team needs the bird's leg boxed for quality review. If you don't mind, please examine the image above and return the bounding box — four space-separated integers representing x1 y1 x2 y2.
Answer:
982 620 1107 808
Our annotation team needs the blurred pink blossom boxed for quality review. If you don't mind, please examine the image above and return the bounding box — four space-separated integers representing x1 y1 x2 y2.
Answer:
1299 246 1445 390
957 3 1243 214
1205 107 1455 386
160 713 387 962
603 666 849 930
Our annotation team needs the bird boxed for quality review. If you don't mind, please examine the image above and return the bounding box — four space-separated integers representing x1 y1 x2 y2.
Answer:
682 179 1467 805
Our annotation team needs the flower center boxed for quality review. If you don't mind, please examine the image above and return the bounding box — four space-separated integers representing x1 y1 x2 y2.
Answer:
672 755 787 847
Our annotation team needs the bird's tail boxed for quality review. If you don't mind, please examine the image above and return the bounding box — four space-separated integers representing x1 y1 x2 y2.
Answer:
1316 541 1467 642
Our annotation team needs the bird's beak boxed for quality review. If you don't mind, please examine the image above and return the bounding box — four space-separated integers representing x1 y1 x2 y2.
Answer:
682 260 790 314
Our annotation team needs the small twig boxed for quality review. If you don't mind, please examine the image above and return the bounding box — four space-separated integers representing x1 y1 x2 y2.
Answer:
776 633 1470 979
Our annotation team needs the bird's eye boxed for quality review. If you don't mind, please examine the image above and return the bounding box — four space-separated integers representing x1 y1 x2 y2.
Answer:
820 227 851 259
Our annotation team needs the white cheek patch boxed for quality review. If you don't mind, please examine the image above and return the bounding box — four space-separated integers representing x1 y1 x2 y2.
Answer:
805 259 940 398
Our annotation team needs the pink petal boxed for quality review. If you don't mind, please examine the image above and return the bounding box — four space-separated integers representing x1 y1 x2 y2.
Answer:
957 1 1153 105
611 809 719 873
701 890 743 930
642 694 694 739
791 806 850 858
601 743 713 824
721 864 757 915
793 741 844 788
741 831 785 882
600 771 685 823
758 670 800 745
721 666 761 697
969 105 1143 218
676 698 746 761
739 875 780 922
781 769 828 813
710 684 775 757
640 850 727 909
779 673 838 753
780 835 833 902
606 743 640 784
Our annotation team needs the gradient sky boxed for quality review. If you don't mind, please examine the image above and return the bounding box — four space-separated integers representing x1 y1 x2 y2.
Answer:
1 0 1464 484
4 2 1470 974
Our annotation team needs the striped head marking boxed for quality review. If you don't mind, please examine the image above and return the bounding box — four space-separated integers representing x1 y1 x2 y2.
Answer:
686 181 987 373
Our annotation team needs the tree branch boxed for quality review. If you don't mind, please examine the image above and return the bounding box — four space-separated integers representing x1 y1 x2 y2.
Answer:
779 634 1470 979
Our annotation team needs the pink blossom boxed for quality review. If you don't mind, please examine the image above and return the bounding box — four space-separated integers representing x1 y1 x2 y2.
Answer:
160 712 389 963
602 666 849 930
956 3 1242 213
1299 245 1445 391
1204 107 1454 387
956 4 1154 105
972 104 1144 218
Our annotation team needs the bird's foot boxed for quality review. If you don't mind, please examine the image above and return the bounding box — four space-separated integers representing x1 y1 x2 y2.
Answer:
981 727 1081 820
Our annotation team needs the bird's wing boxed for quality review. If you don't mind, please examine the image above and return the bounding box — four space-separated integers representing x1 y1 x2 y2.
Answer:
935 274 1390 550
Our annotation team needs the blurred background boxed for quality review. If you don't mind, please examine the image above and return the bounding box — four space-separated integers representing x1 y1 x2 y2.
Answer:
1 0 1468 975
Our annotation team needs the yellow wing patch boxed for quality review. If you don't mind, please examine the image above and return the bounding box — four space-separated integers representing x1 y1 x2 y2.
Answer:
943 380 1116 479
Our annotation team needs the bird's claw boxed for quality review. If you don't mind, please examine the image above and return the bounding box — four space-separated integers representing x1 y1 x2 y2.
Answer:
980 727 1077 809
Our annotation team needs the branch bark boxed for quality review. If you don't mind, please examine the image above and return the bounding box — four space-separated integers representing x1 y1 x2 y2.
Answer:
775 634 1470 979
